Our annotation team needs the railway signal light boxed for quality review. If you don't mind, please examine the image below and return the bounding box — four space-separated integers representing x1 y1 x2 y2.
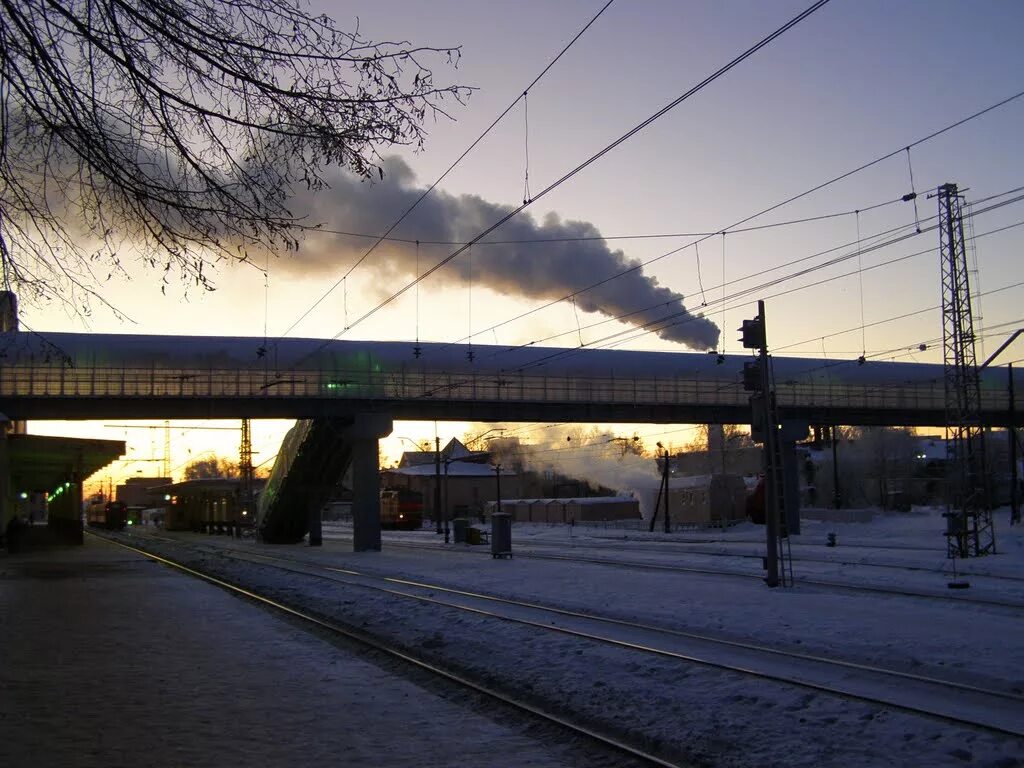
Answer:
738 318 765 350
749 394 767 443
742 361 763 392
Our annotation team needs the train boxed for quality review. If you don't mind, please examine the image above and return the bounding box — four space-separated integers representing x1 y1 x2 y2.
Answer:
380 488 424 530
86 498 128 530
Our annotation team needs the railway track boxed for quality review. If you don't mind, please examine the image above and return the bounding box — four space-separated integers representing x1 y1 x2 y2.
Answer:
500 535 1024 584
313 530 1024 610
113 530 1024 740
99 532 680 768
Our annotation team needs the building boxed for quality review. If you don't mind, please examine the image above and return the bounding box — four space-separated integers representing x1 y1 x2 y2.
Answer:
382 438 520 522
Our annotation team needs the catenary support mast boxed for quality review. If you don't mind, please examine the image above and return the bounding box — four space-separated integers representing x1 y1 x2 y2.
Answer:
935 182 994 557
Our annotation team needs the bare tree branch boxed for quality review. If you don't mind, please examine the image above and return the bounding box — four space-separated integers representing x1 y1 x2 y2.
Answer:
0 0 471 314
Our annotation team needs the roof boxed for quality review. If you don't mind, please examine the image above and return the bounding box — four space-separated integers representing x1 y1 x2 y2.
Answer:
494 496 637 505
385 460 512 478
149 477 267 495
397 450 435 468
8 433 125 494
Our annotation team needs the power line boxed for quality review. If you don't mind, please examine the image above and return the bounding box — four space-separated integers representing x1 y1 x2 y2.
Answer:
472 213 930 358
429 87 1024 355
278 0 617 339
507 201 1024 370
314 0 834 349
509 212 1024 372
309 195 902 245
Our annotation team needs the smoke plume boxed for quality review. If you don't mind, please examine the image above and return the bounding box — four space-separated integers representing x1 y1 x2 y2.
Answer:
289 157 720 350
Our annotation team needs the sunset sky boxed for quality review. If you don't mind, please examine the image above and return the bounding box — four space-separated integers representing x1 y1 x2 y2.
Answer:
18 0 1024 493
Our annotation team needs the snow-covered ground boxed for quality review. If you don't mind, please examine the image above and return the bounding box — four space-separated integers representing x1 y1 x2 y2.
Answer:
123 505 1024 767
6 506 1020 768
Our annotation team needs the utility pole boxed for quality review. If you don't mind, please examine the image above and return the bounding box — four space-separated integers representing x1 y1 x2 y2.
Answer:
740 300 790 587
434 435 442 534
1010 364 1020 524
648 443 671 533
163 420 171 479
831 426 841 509
239 419 254 521
494 464 502 520
932 183 994 557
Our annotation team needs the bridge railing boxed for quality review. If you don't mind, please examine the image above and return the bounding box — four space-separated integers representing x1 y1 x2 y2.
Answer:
0 362 1008 415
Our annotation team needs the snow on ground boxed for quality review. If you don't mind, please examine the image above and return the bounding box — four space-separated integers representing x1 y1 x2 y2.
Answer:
0 543 606 768
7 506 1021 768
125 504 1024 767
313 507 1024 691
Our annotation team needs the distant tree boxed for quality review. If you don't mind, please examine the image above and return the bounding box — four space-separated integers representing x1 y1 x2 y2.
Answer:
1 0 470 315
684 424 753 454
184 456 238 480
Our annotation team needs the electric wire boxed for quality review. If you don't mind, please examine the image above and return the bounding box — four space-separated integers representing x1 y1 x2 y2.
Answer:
508 212 1024 373
277 0 617 340
311 196 902 245
456 208 928 355
313 0 835 349
484 196 1024 367
435 174 1020 360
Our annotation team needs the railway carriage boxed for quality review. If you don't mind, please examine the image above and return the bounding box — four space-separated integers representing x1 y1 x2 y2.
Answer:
380 488 424 530
86 499 128 530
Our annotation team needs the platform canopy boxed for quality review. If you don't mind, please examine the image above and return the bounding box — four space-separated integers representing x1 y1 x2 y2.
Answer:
7 434 125 495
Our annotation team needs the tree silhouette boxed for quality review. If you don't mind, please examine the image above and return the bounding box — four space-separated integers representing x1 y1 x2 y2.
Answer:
184 456 238 480
0 0 470 315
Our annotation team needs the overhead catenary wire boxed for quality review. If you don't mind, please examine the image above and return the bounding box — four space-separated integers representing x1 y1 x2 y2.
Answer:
522 90 532 205
314 0 835 349
856 209 866 359
469 188 1024 364
454 202 930 354
310 195 902 245
427 90 1024 359
277 0 617 340
508 212 1024 372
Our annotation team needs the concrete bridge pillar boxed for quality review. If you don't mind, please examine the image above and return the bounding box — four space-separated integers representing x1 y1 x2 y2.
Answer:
0 420 10 539
347 414 393 552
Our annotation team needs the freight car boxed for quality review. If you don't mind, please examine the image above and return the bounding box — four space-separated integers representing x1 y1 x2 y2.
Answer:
86 499 128 530
380 488 424 530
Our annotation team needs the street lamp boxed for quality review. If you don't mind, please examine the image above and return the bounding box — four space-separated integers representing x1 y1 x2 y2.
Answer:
466 427 505 450
395 436 428 452
606 435 640 456
493 464 502 521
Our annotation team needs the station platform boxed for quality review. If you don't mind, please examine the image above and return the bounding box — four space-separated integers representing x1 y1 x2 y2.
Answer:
0 535 572 768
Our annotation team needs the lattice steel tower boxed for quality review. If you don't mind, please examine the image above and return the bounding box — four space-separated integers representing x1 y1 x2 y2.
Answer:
239 418 254 515
936 183 994 557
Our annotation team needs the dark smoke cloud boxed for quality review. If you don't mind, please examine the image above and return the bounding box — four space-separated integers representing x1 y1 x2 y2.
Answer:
289 156 720 350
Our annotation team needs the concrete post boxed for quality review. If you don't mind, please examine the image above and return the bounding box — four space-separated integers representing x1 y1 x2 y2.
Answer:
0 421 10 539
348 414 393 552
307 489 323 547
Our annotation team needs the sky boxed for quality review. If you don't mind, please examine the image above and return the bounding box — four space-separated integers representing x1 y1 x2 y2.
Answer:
16 0 1024 492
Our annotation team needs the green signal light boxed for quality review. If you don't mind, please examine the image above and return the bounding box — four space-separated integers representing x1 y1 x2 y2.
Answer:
325 379 355 390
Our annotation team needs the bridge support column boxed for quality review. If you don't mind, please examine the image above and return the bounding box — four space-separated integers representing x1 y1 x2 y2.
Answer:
0 420 10 542
347 414 393 552
779 421 808 537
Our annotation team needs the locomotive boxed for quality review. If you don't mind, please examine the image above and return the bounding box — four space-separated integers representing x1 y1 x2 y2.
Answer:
380 488 424 530
86 498 128 530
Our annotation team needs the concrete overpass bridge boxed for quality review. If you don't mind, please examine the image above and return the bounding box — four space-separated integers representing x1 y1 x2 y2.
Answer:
1 331 1020 548
0 331 1020 426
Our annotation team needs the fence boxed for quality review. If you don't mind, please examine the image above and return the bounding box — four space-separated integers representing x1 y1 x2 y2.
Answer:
0 362 1002 415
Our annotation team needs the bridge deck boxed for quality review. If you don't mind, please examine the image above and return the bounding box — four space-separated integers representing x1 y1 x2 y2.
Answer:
0 362 1017 426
